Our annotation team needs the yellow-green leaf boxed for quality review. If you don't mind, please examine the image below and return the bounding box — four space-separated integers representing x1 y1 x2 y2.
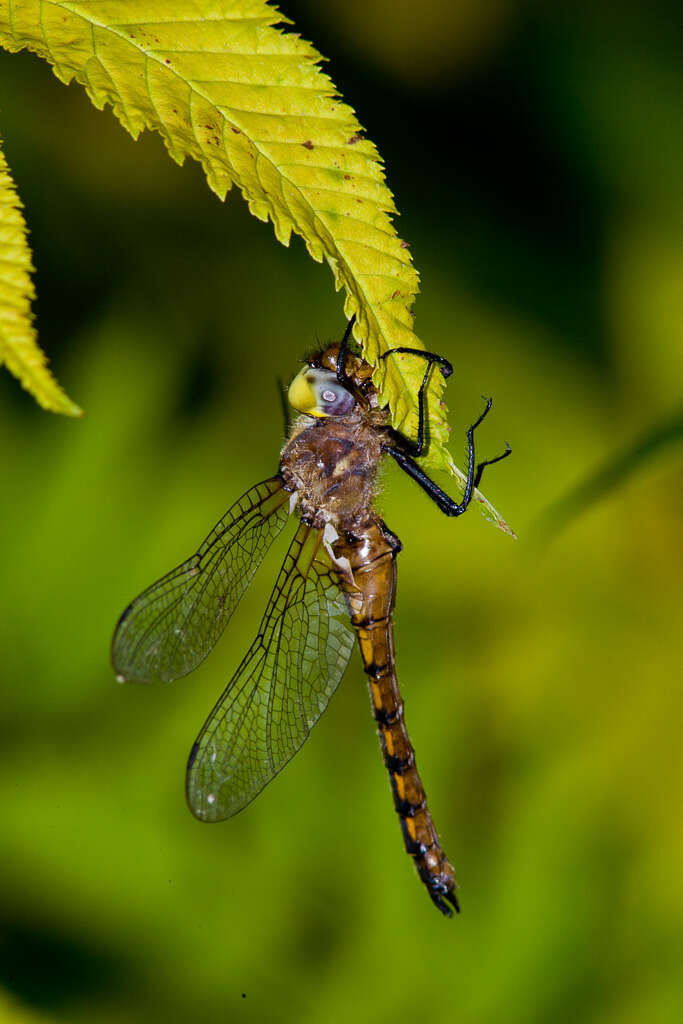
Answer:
0 0 511 531
0 134 82 416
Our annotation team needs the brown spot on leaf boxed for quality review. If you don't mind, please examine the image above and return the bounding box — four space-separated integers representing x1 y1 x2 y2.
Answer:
400 240 410 249
347 134 364 145
344 174 351 180
391 290 400 299
231 127 241 134
302 140 314 150
165 59 171 65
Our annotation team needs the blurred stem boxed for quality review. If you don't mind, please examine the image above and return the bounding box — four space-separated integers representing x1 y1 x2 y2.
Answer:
538 404 683 538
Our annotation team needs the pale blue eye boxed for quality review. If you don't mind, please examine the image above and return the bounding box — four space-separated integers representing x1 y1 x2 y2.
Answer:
318 383 355 415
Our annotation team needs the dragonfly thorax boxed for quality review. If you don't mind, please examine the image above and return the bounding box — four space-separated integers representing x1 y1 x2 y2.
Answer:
280 411 385 530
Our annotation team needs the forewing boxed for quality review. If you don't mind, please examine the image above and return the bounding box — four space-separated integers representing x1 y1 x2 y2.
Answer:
186 523 356 821
112 477 290 684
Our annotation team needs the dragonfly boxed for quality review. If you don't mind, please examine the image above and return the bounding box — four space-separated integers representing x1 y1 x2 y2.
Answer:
111 318 510 916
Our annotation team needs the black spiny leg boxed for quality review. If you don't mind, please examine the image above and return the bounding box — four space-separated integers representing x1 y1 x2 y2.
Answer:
380 348 453 457
385 397 511 517
335 315 356 386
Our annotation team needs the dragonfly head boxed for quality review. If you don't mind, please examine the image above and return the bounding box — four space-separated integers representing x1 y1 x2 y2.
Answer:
288 365 356 418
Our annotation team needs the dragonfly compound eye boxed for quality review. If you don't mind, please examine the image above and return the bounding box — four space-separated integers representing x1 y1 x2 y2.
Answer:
317 382 355 416
288 366 355 418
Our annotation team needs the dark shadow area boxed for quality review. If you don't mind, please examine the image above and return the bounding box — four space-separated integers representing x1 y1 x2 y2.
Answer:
0 915 136 1012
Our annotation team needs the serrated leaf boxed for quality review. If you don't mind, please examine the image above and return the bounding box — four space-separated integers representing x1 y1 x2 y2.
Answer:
0 133 82 416
453 464 516 538
0 0 511 530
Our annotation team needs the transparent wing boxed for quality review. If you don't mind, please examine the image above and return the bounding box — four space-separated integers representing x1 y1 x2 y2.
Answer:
111 477 290 684
186 522 356 821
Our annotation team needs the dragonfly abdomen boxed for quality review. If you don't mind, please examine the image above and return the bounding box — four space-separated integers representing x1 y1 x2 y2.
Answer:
334 520 460 917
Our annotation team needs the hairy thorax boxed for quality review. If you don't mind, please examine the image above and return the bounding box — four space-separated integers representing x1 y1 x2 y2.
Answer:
279 408 388 530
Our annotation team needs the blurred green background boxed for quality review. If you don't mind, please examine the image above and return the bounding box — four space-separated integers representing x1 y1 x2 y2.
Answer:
1 3 682 1022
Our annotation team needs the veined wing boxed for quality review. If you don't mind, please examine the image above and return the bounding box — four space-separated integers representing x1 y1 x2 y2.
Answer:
186 522 356 821
112 477 290 684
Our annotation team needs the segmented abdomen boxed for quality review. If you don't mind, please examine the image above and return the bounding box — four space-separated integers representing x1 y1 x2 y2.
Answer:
333 519 459 916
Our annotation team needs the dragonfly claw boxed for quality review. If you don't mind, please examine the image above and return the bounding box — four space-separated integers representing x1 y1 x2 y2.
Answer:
428 881 460 917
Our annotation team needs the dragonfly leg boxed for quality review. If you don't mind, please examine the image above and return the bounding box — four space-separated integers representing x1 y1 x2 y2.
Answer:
335 315 356 387
385 397 511 516
380 348 453 458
